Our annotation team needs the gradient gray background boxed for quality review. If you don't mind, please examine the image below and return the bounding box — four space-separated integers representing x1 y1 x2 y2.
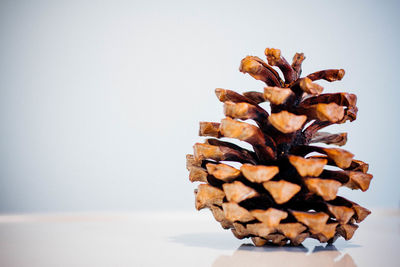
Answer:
0 0 399 213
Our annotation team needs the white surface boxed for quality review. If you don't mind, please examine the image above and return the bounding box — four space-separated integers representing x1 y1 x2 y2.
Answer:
0 209 398 267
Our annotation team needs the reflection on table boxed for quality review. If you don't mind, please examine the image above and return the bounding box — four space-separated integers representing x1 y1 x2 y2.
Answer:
213 243 356 267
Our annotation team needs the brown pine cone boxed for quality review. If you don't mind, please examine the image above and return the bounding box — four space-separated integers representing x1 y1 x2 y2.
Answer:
186 47 372 246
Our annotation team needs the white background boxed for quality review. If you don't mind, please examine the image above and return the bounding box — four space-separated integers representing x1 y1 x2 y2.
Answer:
0 0 399 212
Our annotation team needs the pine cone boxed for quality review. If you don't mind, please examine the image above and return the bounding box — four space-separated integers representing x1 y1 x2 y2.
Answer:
186 47 373 246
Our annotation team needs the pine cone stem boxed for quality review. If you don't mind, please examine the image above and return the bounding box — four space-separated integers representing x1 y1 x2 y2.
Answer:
292 53 305 79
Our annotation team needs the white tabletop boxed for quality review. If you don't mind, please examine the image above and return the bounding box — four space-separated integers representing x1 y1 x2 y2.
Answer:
0 209 398 267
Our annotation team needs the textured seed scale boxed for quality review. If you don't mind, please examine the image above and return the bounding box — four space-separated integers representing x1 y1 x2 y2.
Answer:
186 47 373 246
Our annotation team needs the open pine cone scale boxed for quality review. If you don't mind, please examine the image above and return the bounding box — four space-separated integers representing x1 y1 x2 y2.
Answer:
186 47 372 246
